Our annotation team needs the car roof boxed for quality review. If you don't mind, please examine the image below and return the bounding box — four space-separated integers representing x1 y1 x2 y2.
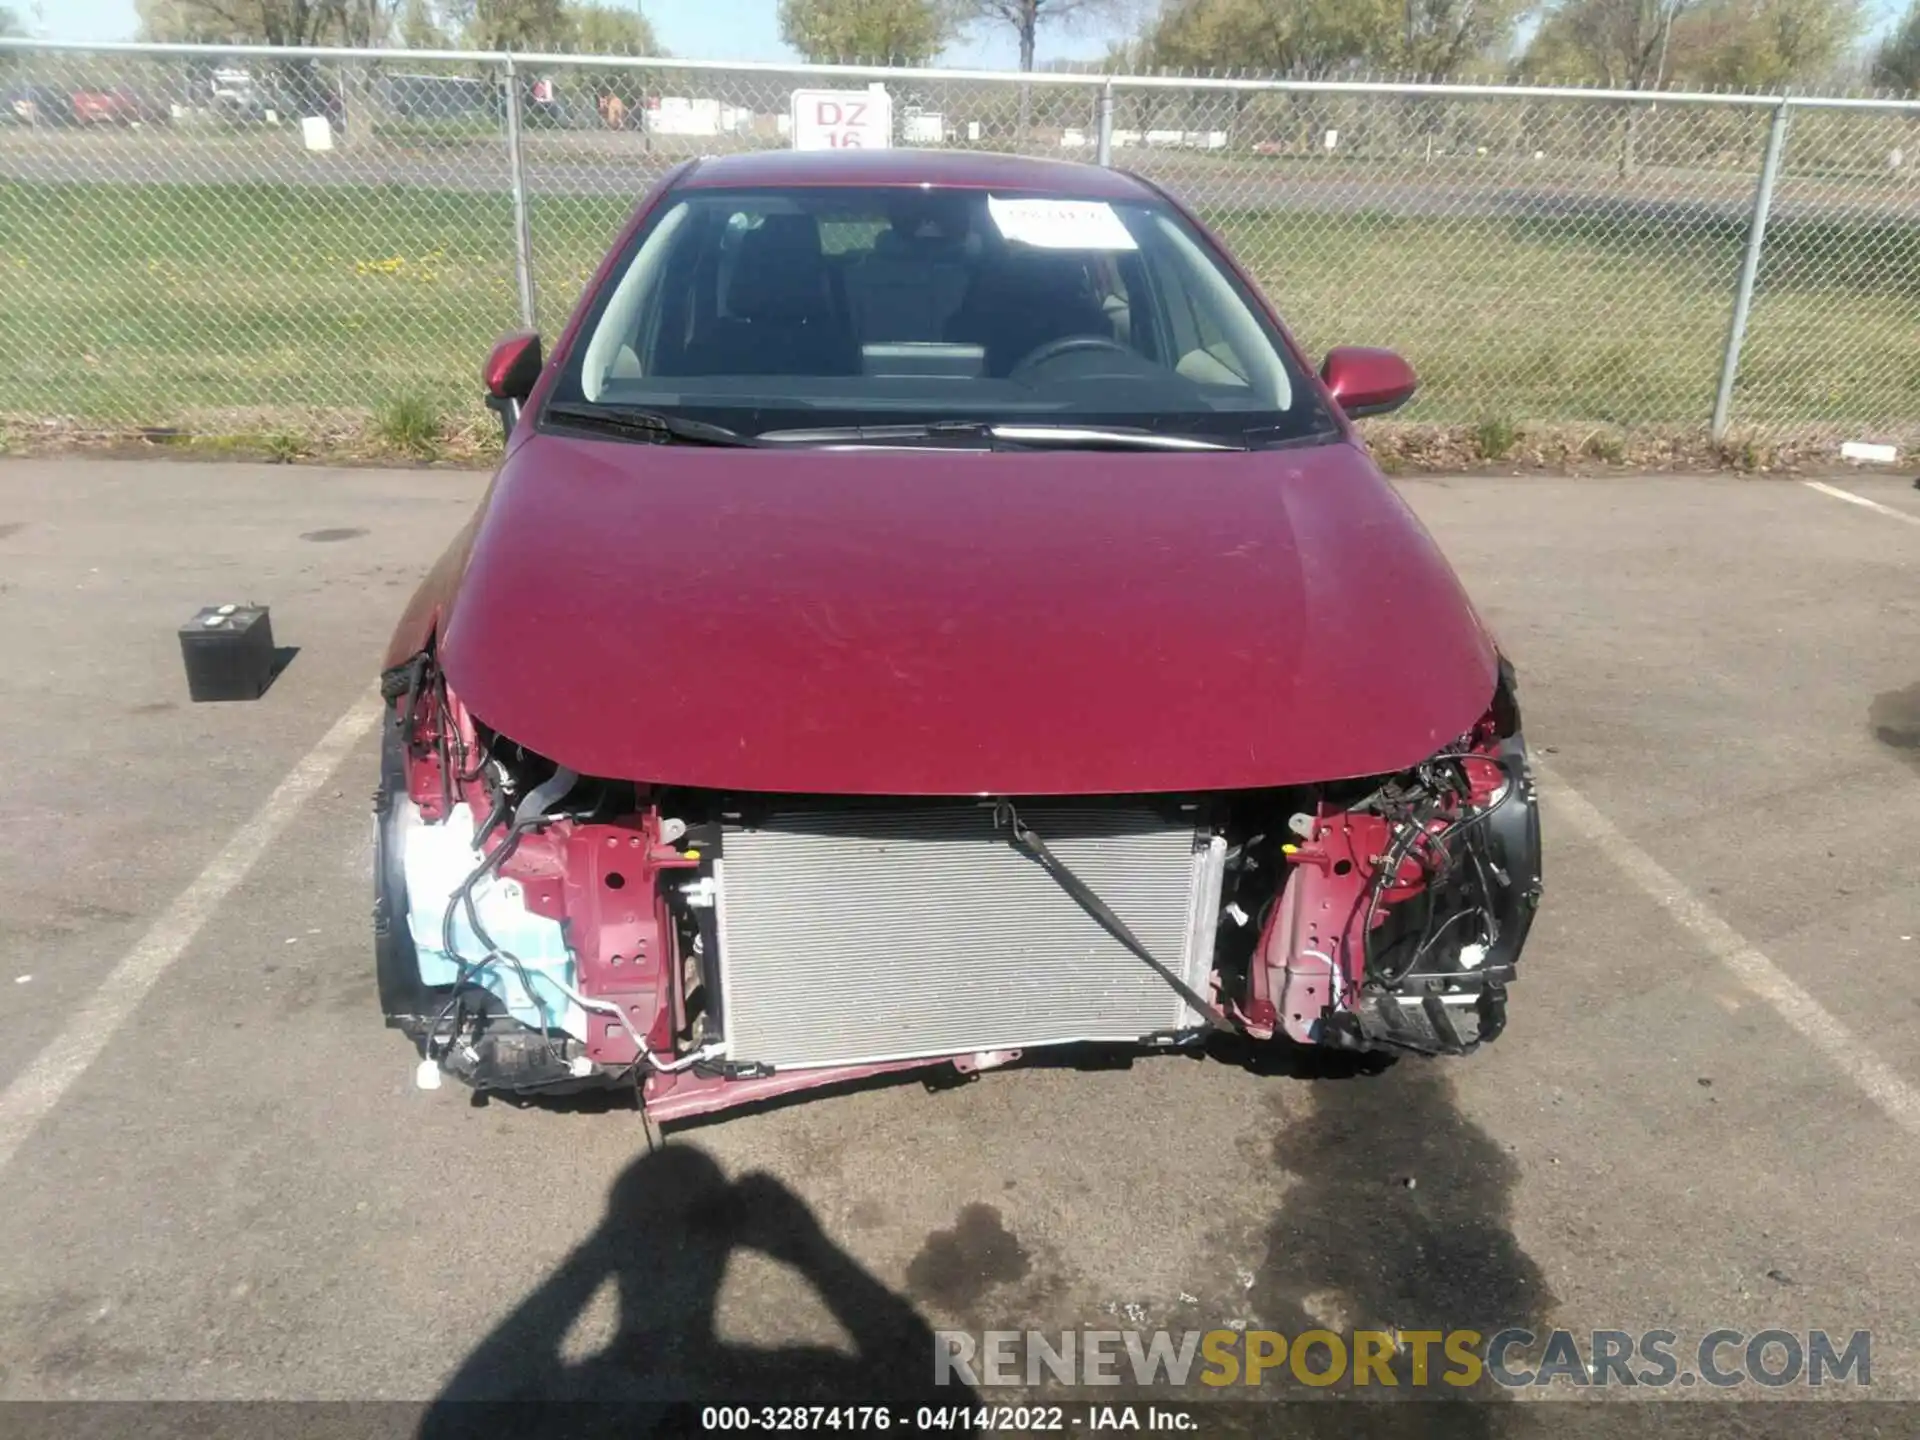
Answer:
675 148 1161 201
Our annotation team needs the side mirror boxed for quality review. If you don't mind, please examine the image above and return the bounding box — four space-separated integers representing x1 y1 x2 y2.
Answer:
1320 346 1418 419
482 330 543 439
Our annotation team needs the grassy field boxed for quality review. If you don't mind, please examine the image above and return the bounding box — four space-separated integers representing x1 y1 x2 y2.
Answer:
2 178 1916 449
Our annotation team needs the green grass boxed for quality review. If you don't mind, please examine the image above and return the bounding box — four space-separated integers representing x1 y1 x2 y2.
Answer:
371 115 508 145
262 428 306 462
0 180 626 426
1210 209 1920 435
372 392 443 458
1 178 1917 440
1473 416 1519 460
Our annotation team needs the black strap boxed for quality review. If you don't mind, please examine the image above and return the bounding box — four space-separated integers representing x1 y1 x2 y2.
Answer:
994 801 1226 1030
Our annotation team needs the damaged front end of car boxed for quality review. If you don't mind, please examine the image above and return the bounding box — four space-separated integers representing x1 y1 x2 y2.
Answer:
374 651 1541 1134
1230 659 1542 1059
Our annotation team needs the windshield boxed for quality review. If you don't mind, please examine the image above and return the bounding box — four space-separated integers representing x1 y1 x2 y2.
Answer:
548 184 1336 447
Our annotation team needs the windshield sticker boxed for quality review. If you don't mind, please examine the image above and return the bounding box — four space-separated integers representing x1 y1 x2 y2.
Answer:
987 196 1138 251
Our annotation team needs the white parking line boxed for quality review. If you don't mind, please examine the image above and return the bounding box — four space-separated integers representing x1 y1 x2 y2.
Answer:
1540 767 1920 1139
0 689 383 1174
1802 479 1920 526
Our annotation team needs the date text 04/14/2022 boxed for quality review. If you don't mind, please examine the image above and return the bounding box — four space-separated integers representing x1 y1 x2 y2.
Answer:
698 1405 1198 1431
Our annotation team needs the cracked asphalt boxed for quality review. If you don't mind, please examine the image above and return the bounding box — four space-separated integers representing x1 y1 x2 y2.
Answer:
0 459 1916 1433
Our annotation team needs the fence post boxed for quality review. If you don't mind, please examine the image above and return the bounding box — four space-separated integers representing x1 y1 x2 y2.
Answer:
502 53 539 332
1096 82 1114 167
1711 100 1790 444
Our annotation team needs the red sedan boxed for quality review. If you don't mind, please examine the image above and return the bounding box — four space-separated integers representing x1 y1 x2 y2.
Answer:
375 149 1543 1142
70 86 158 126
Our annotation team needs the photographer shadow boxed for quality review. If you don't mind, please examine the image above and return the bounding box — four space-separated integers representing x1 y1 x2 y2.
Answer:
420 1145 974 1439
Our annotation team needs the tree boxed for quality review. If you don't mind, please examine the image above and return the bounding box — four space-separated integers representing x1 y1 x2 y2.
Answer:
397 0 452 44
1524 0 1699 175
573 1 661 52
1395 0 1529 74
1522 0 1692 88
1138 0 1396 76
446 0 664 50
1097 31 1153 67
446 0 575 49
1670 0 1862 89
337 0 398 44
1527 0 1860 89
1876 0 1920 90
135 0 662 52
779 0 953 62
964 0 1112 72
0 5 20 75
1119 0 1516 77
136 0 339 45
331 0 399 153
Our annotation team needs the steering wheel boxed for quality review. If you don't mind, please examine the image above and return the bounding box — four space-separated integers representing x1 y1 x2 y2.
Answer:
1008 333 1137 378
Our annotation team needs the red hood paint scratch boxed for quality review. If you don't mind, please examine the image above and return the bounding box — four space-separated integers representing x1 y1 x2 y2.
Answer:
434 436 1496 794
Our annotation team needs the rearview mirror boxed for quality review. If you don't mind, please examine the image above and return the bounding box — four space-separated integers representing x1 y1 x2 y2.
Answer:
1320 346 1418 419
482 330 543 438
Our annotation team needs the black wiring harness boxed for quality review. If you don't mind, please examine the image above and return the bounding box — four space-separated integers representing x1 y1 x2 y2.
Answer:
1357 748 1517 991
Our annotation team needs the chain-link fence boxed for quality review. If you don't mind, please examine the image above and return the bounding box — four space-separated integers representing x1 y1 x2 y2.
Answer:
2 39 1917 455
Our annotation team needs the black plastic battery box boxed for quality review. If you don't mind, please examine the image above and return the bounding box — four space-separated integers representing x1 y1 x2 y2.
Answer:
178 605 275 702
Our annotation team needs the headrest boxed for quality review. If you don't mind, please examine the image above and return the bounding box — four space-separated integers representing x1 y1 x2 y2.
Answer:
728 214 829 322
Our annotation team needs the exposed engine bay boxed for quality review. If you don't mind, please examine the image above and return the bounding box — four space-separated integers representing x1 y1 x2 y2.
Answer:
374 651 1542 1134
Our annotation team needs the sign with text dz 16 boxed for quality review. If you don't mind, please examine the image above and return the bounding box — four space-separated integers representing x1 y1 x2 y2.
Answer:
790 87 892 150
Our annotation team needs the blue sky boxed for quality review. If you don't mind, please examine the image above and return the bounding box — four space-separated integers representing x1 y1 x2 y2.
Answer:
20 0 1903 61
21 0 1132 67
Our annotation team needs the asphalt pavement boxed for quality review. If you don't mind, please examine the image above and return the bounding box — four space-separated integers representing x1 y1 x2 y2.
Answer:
0 460 1916 1432
0 127 1888 224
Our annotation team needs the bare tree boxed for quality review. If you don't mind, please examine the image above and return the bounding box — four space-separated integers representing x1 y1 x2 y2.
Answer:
963 0 1111 71
1397 0 1529 73
1526 0 1696 173
137 0 340 46
334 0 396 151
1876 0 1920 91
397 0 453 44
1529 0 1691 88
337 0 397 43
964 0 1115 141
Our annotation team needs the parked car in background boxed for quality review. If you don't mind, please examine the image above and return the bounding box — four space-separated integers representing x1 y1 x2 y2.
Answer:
521 75 572 128
71 86 166 126
1 84 75 127
374 149 1544 1145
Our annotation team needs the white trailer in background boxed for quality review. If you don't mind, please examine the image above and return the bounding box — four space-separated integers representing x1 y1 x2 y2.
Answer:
646 96 753 137
902 107 945 145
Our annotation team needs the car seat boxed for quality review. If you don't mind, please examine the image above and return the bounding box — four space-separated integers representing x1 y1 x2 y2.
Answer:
943 252 1114 377
694 213 857 377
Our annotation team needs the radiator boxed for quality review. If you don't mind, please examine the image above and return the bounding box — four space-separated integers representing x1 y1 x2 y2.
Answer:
713 805 1227 1069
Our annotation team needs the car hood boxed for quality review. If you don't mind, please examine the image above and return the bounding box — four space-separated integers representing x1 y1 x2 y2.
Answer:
439 435 1497 795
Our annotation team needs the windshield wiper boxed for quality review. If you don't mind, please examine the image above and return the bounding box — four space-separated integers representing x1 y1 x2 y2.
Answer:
757 421 1246 452
991 424 1246 452
543 403 762 448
